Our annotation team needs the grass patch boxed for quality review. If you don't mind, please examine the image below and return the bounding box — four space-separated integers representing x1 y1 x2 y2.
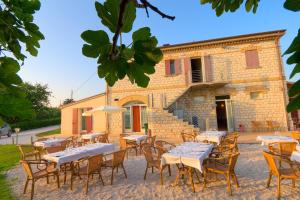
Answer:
36 128 61 137
0 145 20 200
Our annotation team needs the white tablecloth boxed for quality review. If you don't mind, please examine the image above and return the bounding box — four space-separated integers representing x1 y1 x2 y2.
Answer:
161 142 213 173
291 151 300 163
297 145 300 151
43 143 115 167
195 131 227 145
256 135 298 146
123 135 147 143
34 138 65 148
81 132 104 140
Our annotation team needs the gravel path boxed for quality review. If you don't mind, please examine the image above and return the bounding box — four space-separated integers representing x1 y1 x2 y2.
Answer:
6 144 300 200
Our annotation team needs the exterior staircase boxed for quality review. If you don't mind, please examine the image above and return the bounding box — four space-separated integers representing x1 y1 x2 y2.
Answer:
148 108 198 142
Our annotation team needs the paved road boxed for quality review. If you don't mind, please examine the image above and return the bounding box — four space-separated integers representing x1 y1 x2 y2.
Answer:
0 125 60 145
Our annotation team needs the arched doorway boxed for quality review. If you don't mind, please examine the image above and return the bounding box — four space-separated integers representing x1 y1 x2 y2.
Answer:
123 101 147 133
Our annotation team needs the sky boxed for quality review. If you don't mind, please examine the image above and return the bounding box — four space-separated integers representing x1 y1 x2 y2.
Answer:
18 0 300 106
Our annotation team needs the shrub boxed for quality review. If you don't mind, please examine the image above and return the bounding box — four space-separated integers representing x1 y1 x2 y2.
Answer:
10 117 60 131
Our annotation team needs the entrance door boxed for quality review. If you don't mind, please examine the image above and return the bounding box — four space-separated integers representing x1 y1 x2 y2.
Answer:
132 106 141 132
225 99 234 132
216 101 228 131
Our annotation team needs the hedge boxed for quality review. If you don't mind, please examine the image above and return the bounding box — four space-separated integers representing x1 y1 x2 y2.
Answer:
10 117 60 131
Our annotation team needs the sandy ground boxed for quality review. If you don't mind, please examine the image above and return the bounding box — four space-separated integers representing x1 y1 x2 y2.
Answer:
6 144 300 200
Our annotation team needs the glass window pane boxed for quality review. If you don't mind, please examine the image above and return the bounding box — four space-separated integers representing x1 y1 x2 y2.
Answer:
124 107 131 129
81 108 86 130
170 60 175 75
141 106 147 129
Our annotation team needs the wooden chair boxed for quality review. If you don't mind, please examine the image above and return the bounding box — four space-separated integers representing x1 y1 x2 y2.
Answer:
142 144 171 185
96 133 109 143
220 134 239 152
251 121 264 132
119 137 138 158
291 131 300 142
147 135 156 147
268 142 297 167
103 133 109 143
20 160 60 200
81 138 92 145
18 145 41 160
267 120 281 131
263 151 300 199
155 140 176 158
181 132 196 142
204 153 240 195
60 139 73 149
70 155 104 194
103 150 127 185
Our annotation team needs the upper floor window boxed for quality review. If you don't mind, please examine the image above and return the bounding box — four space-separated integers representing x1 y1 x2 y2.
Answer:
170 60 176 75
245 49 260 68
250 91 263 100
165 59 181 76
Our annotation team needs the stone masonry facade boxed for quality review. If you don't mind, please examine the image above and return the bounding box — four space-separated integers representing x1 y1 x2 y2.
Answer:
106 30 290 139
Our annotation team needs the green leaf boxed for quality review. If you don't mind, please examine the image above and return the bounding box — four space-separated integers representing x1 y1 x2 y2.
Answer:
81 30 109 46
81 30 110 58
288 80 300 97
95 0 119 33
132 27 151 42
122 1 136 33
284 29 300 55
245 0 254 12
287 51 300 64
287 94 300 112
82 44 100 58
290 63 300 79
284 0 300 12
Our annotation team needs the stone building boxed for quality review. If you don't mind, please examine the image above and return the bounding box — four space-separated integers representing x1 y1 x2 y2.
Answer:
61 30 292 139
107 29 290 139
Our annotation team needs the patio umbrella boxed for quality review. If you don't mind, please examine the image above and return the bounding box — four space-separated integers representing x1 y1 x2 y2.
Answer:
82 105 126 116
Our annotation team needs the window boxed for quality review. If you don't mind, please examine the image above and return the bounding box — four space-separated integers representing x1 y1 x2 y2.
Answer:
245 49 260 68
250 92 262 100
80 108 87 131
124 107 131 129
170 60 175 75
141 106 147 129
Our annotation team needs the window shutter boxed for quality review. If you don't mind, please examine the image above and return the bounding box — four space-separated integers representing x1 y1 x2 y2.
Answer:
165 60 170 75
204 55 213 82
72 108 78 135
184 58 191 85
245 49 259 68
175 59 182 75
86 107 93 133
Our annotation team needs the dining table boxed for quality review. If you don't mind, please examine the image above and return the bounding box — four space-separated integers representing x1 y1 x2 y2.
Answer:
291 150 300 163
161 142 213 192
256 135 298 146
34 138 65 148
123 134 148 143
195 131 227 145
43 143 115 167
81 132 105 141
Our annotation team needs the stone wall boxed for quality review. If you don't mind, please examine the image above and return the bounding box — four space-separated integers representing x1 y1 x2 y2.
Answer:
108 33 290 135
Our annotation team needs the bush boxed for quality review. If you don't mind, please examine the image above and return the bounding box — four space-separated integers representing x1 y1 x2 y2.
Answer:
10 117 60 131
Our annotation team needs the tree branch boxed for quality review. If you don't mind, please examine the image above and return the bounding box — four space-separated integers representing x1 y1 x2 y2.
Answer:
110 0 130 59
110 0 175 59
140 0 175 20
